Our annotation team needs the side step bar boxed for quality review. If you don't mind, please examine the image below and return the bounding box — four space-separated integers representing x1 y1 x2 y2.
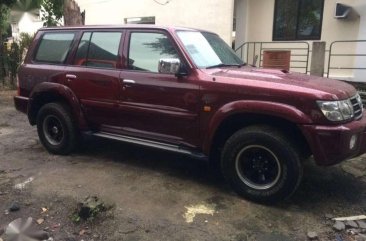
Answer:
91 132 207 159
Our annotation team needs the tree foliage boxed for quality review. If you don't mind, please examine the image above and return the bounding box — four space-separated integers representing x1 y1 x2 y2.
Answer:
0 5 11 37
1 0 16 37
0 0 15 81
12 0 42 12
2 0 17 7
41 0 64 27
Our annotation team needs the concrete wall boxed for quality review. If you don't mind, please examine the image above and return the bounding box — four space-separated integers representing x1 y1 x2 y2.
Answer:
75 0 235 45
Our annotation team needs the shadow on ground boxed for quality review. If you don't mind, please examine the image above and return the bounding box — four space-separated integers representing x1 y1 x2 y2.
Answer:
78 135 366 211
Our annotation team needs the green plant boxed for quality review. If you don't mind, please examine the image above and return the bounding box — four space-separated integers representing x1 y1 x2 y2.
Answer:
0 0 17 85
12 0 42 12
18 32 33 59
41 0 63 27
8 42 20 87
0 33 33 89
0 4 12 83
71 196 108 223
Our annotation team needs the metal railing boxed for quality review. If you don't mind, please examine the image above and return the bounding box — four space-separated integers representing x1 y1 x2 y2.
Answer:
327 40 366 78
235 41 310 74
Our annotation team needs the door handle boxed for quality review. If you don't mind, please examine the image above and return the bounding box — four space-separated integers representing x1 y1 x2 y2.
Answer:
122 79 135 90
123 79 135 84
66 74 77 82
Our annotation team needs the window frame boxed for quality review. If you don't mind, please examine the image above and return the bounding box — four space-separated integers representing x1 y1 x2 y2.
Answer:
32 31 78 65
70 29 124 70
125 29 188 75
272 0 325 41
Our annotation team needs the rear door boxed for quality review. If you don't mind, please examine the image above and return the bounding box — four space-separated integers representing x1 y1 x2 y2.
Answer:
65 30 124 128
118 30 201 147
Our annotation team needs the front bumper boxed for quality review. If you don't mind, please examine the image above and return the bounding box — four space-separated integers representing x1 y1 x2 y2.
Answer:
300 114 366 166
14 96 29 114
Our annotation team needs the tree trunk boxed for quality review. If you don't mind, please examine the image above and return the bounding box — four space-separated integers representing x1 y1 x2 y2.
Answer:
63 0 83 26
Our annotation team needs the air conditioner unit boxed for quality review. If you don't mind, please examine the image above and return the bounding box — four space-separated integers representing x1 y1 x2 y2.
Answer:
334 3 352 19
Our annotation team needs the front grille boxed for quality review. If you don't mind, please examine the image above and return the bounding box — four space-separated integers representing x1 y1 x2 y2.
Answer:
350 95 363 120
356 88 366 105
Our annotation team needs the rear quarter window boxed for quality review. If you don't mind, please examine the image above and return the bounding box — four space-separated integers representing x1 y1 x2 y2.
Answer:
34 32 75 64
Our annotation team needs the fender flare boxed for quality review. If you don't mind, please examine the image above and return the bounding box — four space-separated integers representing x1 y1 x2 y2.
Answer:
203 100 313 154
28 82 88 130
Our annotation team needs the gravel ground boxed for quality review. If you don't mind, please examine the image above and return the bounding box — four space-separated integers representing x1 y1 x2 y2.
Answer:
0 90 366 241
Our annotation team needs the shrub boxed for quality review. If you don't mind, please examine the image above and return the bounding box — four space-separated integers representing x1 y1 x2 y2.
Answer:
0 32 34 89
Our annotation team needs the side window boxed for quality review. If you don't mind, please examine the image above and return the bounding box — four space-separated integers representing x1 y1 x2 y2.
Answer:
73 32 91 66
35 32 75 63
73 32 122 69
128 32 180 73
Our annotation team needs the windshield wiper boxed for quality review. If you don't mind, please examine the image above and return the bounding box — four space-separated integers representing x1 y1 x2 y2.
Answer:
206 63 246 69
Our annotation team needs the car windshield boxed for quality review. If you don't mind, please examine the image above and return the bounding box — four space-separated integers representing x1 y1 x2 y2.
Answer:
176 31 245 69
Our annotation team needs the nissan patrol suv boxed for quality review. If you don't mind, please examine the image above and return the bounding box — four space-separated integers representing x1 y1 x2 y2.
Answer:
14 25 366 203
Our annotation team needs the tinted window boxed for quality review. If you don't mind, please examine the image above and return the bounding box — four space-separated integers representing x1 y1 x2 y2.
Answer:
73 32 91 65
73 32 122 69
273 0 324 40
35 32 75 63
128 32 179 72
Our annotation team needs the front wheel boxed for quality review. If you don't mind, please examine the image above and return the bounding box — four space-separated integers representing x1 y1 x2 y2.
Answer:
221 125 303 203
37 102 79 155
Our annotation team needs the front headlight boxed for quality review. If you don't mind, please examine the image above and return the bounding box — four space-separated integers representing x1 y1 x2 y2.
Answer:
317 99 354 121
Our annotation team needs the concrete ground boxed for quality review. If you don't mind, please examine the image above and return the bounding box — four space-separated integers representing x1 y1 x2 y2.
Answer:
1 90 366 241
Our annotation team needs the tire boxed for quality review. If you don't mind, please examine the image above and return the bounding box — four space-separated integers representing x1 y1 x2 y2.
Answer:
221 125 303 203
36 102 79 155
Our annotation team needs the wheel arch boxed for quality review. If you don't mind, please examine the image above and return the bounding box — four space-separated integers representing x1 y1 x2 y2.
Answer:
204 101 313 162
28 82 88 130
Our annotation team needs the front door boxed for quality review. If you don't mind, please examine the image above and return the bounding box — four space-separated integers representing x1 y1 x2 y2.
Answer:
118 30 201 147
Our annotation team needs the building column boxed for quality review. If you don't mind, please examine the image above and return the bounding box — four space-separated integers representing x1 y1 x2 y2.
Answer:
354 1 366 82
310 42 326 77
234 0 248 49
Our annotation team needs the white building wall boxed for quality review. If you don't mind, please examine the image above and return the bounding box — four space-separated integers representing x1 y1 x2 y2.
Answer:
18 13 43 34
75 0 235 45
11 12 43 40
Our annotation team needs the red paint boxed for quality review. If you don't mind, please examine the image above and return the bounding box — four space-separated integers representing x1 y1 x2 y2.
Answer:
13 25 366 166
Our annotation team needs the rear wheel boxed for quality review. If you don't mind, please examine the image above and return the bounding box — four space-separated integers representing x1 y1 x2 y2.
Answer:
37 102 79 155
221 125 303 203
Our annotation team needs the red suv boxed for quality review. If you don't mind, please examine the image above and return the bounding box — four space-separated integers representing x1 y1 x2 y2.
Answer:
14 25 366 203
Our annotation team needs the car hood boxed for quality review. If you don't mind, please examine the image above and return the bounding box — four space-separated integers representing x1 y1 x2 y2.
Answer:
202 67 356 100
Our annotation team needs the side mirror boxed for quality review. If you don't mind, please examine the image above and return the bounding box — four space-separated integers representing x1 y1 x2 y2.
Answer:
158 58 182 75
